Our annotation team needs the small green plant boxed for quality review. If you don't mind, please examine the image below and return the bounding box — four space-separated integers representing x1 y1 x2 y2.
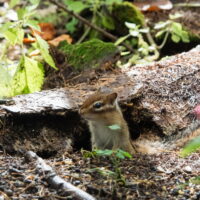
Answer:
180 136 200 157
82 148 132 185
116 13 190 64
155 13 190 44
179 127 200 186
63 0 122 41
177 176 200 189
115 22 159 64
190 176 200 185
0 0 56 98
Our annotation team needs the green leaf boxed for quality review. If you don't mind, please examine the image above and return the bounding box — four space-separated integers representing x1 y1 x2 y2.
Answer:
0 65 12 85
35 34 57 69
108 124 121 130
171 22 182 36
169 13 183 20
120 51 130 56
2 25 24 45
16 28 24 44
101 15 115 30
180 31 190 43
115 151 125 159
105 0 122 5
115 35 130 46
3 29 18 45
81 150 96 158
115 149 132 159
155 30 166 38
9 0 20 8
130 30 139 37
0 61 18 82
95 149 113 156
0 22 12 33
12 56 44 96
125 22 137 29
27 0 40 11
24 56 44 93
119 149 132 158
189 176 200 185
24 20 40 31
12 58 27 95
66 17 78 34
29 0 40 5
0 62 18 97
139 28 149 33
171 34 181 43
154 21 170 30
17 8 27 20
64 0 88 13
180 136 200 157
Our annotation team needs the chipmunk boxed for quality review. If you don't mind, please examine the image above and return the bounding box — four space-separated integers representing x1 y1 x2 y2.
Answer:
80 91 200 154
79 91 136 154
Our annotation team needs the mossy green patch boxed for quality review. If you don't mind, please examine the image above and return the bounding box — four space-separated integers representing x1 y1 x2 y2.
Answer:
112 1 145 35
58 39 118 70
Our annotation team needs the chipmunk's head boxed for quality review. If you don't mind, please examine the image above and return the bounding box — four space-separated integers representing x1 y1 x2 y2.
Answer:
79 92 118 121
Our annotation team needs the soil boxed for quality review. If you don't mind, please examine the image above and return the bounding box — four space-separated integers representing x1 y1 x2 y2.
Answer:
0 150 199 200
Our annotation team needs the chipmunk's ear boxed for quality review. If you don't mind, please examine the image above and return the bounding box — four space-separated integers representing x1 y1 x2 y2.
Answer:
107 93 118 105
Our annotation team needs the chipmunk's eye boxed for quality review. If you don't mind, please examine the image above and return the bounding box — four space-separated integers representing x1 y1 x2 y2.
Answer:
93 102 103 109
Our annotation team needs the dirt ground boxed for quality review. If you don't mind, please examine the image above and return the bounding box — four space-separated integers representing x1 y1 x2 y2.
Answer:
0 149 199 200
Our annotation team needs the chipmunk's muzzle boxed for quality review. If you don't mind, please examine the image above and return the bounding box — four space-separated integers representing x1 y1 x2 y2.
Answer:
79 107 98 121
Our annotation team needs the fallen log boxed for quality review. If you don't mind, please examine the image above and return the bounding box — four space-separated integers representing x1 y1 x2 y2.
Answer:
0 45 199 154
25 151 96 200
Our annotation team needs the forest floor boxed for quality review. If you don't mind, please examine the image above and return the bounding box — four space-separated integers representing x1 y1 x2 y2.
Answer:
0 150 199 200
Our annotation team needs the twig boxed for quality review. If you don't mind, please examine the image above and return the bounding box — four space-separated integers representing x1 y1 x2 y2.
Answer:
49 0 116 41
25 151 96 200
174 3 200 7
48 0 133 52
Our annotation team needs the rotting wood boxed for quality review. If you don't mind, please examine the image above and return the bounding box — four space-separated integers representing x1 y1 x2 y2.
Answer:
0 46 200 136
25 151 96 200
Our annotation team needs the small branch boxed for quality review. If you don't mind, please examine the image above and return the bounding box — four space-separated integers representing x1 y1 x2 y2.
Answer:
48 0 133 52
49 0 116 41
25 151 96 200
145 31 156 47
174 3 200 7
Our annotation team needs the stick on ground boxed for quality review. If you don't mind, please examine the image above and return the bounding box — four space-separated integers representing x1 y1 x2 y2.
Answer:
25 151 96 200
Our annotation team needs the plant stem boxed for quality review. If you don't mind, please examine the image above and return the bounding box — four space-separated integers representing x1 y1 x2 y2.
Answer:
157 31 170 50
143 22 158 49
77 27 91 44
